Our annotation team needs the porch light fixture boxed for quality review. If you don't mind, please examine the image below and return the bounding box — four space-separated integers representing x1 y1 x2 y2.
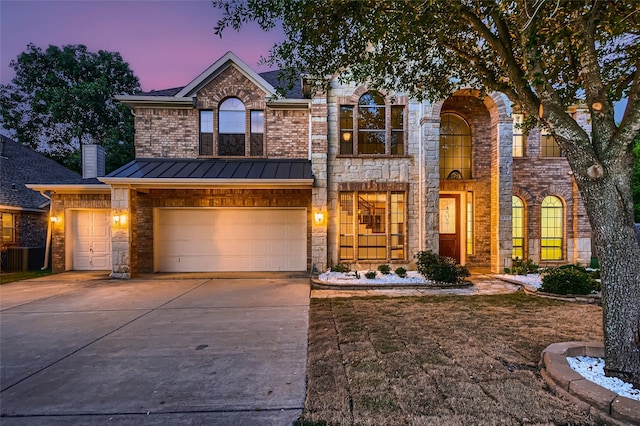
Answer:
49 215 60 223
113 213 127 225
314 211 325 225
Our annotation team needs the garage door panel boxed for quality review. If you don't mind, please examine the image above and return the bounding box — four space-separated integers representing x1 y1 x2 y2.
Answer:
156 209 306 272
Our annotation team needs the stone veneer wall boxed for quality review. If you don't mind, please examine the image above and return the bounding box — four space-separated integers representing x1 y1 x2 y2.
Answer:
134 189 312 273
0 211 47 249
134 66 309 160
50 193 111 273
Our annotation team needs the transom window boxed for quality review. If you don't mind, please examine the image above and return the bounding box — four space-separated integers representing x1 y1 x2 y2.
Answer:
512 196 525 259
339 191 405 261
512 113 526 157
339 91 404 156
2 212 15 243
440 113 472 179
541 196 563 260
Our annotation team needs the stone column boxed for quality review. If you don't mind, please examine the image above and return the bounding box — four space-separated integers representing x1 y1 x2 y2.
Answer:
110 186 134 279
311 95 328 273
491 118 514 273
421 116 441 253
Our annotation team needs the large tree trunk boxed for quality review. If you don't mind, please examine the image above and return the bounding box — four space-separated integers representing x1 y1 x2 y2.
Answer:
577 163 640 385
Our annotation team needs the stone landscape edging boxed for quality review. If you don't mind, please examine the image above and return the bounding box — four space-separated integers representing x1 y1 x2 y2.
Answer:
491 275 602 305
310 276 473 291
540 341 640 425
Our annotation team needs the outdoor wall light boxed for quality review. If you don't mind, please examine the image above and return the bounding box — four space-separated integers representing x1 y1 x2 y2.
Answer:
113 213 127 225
50 215 60 223
314 211 325 225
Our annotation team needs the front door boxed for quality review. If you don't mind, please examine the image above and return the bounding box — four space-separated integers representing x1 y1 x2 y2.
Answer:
439 194 460 263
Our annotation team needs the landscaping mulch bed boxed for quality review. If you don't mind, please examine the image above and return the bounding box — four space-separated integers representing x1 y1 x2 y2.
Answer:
299 292 604 425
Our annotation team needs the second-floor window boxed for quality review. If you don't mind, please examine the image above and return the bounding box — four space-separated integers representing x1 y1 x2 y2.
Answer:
250 110 264 156
339 91 404 156
219 97 246 156
199 110 214 156
512 113 526 157
440 113 472 179
541 128 562 157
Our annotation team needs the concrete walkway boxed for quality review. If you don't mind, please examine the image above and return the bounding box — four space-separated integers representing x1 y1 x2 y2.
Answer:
311 274 521 298
0 274 309 425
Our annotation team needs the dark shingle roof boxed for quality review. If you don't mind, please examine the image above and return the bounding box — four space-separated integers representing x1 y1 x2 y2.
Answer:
259 70 304 99
0 136 82 209
136 87 183 97
107 158 313 180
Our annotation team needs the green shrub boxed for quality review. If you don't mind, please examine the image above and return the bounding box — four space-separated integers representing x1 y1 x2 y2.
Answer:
330 264 350 273
540 265 598 295
414 250 470 284
378 264 391 274
395 267 407 278
511 257 539 275
365 271 377 279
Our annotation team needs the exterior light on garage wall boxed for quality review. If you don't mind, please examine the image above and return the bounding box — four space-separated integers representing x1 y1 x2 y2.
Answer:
49 215 60 223
113 213 127 225
314 211 325 225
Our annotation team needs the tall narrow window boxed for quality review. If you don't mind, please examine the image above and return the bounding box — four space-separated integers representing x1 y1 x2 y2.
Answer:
358 92 386 154
340 106 354 155
512 196 525 259
512 113 525 157
339 191 406 261
391 105 404 155
466 192 474 255
199 110 213 156
2 213 15 243
440 113 472 179
541 196 563 260
218 97 245 156
541 128 562 157
250 110 264 156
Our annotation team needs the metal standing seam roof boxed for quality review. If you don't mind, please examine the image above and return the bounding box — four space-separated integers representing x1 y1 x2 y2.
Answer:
105 158 314 181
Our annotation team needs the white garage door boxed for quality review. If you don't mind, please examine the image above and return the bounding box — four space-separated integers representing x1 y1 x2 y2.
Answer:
156 208 307 272
72 210 112 270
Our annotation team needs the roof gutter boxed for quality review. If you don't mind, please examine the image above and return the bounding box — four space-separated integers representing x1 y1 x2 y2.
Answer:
98 177 314 189
26 184 111 194
38 191 52 271
115 95 195 109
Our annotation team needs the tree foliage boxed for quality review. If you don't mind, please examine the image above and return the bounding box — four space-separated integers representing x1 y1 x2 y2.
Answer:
0 44 140 172
215 0 640 382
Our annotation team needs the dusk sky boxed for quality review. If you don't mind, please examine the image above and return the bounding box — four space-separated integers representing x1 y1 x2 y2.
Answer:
1 0 284 91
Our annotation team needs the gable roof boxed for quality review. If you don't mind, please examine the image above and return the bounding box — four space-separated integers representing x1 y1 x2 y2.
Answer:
118 51 306 108
0 136 82 210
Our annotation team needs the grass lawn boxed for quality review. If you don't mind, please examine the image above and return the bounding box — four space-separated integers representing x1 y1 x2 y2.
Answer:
299 292 603 425
0 269 52 285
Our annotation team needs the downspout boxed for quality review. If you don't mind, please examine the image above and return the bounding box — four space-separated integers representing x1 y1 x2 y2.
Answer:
419 102 424 251
308 107 313 161
39 190 52 270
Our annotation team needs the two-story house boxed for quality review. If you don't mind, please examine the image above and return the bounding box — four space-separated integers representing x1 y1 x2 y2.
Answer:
28 51 592 278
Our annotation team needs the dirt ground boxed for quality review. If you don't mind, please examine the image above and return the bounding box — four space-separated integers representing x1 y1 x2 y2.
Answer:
298 292 604 426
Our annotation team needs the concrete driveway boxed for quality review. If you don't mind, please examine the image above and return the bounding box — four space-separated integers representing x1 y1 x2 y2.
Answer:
0 273 310 425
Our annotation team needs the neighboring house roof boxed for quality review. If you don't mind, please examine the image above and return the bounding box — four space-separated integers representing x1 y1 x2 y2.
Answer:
0 136 81 211
99 158 314 188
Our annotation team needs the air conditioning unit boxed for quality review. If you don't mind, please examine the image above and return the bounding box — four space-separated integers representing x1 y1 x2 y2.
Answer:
6 247 46 271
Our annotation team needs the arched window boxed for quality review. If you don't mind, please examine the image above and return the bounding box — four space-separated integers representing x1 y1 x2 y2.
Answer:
541 196 563 260
440 113 472 179
218 97 246 156
512 196 525 259
339 91 405 155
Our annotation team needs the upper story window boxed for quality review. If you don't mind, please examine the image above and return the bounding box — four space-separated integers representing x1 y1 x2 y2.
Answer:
219 97 246 156
339 91 405 156
541 128 562 157
2 212 15 243
199 110 214 156
440 113 472 179
250 110 264 156
512 113 526 157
